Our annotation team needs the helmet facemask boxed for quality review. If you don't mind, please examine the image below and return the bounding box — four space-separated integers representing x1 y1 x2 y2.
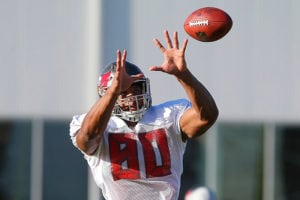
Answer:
113 79 151 122
97 62 152 122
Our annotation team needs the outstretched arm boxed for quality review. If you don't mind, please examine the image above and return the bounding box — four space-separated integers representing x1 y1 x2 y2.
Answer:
150 30 218 140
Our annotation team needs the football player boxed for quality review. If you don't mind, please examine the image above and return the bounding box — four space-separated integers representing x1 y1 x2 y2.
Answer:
69 30 218 200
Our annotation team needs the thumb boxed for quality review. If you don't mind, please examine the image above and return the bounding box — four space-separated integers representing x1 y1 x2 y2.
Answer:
149 66 163 71
131 73 144 81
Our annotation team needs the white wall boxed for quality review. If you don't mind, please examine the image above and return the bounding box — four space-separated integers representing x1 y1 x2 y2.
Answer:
1 0 300 122
129 0 300 122
0 0 99 118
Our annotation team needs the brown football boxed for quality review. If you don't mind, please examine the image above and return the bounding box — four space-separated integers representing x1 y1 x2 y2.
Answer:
184 7 233 42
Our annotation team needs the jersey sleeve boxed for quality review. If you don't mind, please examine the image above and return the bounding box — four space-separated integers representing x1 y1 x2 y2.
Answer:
172 99 192 135
69 114 101 167
69 114 86 148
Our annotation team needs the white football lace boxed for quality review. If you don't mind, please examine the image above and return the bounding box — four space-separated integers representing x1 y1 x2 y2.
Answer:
189 20 209 27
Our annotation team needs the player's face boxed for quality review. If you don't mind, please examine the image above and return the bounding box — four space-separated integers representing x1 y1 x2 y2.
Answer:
117 83 144 111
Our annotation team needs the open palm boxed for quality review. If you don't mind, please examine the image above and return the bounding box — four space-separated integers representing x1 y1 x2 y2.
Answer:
112 50 144 94
150 30 188 76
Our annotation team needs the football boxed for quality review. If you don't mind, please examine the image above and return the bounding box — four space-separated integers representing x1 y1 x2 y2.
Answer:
184 7 233 42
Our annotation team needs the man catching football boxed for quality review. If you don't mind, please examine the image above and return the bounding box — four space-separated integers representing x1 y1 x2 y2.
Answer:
69 30 218 200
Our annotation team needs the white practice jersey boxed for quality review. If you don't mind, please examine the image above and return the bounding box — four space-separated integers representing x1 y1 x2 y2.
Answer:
69 99 191 200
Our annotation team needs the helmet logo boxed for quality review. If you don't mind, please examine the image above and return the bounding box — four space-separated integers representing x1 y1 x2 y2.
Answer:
98 71 114 96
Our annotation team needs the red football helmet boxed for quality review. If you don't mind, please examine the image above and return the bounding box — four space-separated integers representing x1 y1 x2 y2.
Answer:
97 61 152 122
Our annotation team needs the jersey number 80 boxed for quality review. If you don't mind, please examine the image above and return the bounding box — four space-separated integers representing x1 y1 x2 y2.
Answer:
109 128 171 181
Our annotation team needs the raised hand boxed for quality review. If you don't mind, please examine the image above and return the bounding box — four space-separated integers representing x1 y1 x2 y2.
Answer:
110 50 144 94
150 30 188 77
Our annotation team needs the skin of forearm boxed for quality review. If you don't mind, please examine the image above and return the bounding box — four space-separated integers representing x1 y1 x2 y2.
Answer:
176 69 218 123
77 89 119 155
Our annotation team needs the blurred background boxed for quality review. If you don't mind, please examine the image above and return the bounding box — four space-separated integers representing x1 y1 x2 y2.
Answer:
1 0 300 200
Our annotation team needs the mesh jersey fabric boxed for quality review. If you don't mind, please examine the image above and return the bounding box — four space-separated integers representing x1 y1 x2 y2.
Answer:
69 99 191 200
